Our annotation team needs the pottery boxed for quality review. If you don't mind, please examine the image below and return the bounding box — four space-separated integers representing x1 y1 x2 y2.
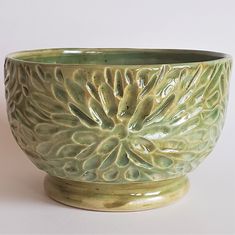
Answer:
4 48 232 211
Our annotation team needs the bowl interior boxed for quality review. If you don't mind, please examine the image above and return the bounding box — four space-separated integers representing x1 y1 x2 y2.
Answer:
8 48 227 65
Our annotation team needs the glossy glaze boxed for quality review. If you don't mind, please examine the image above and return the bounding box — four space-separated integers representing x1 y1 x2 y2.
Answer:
44 175 189 211
4 48 232 210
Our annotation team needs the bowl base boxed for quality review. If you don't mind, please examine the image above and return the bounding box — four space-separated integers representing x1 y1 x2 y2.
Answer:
44 175 189 211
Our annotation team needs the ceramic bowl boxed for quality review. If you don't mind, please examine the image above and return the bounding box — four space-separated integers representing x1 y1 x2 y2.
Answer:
4 48 232 211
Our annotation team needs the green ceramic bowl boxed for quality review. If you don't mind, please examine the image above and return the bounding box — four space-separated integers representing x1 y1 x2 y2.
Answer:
4 48 232 211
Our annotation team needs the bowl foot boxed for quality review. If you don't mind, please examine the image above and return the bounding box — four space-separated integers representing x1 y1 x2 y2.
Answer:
44 175 189 211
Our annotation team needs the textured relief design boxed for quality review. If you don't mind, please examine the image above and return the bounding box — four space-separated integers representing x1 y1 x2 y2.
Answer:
4 59 231 182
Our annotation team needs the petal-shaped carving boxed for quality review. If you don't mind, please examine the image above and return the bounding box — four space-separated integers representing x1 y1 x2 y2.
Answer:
155 139 186 153
32 93 65 113
128 96 154 131
136 69 150 88
31 70 45 92
92 71 104 87
73 69 87 86
51 113 79 127
76 143 97 160
104 67 113 87
51 83 68 103
103 168 119 181
98 83 117 116
81 170 97 181
55 67 64 82
129 136 155 153
124 68 134 84
125 145 153 169
36 65 48 82
185 65 202 90
25 100 50 121
63 160 80 176
22 86 29 97
116 144 129 167
97 137 119 155
72 131 98 145
99 146 119 170
153 155 173 169
125 167 140 181
89 97 114 129
83 154 100 170
206 91 220 108
65 79 86 104
145 94 175 123
14 90 23 104
118 83 138 118
86 81 100 101
57 144 83 158
140 65 168 97
202 106 220 125
68 103 98 127
204 64 223 97
114 70 123 97
36 141 52 155
20 125 36 143
35 123 59 136
140 125 170 140
18 64 27 85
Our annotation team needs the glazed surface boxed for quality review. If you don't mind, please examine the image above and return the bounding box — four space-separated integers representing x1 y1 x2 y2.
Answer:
44 175 189 211
4 49 232 183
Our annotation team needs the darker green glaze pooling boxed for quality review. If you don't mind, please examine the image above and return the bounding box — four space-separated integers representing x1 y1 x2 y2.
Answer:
10 48 225 65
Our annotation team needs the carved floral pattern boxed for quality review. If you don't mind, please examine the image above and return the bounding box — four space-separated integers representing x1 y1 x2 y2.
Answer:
4 58 231 182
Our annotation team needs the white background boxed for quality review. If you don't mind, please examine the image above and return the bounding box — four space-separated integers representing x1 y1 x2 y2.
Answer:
0 0 235 234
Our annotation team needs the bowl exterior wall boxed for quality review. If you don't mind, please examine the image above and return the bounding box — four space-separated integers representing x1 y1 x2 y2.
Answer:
4 57 232 183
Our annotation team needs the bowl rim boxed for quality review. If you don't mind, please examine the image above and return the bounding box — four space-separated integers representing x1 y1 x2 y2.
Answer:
5 48 232 67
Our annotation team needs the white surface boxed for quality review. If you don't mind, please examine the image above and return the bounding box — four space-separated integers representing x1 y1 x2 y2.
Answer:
0 0 235 234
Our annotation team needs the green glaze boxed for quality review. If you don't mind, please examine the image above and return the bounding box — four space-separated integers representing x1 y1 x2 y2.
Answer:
4 48 232 211
44 175 189 211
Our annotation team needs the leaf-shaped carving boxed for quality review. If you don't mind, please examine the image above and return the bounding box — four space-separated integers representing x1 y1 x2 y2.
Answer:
83 154 100 170
103 168 119 181
104 67 113 86
128 96 154 131
114 70 123 97
116 144 129 167
124 68 134 84
125 144 153 169
31 70 45 92
118 83 138 118
32 93 65 113
99 147 119 170
52 83 68 103
35 123 59 136
86 81 100 101
125 166 140 181
51 113 79 127
55 67 64 82
152 154 173 169
146 94 175 123
72 131 98 145
57 144 83 158
36 65 48 82
73 69 88 85
98 83 117 116
65 79 86 104
68 103 98 127
97 137 119 154
89 97 114 129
